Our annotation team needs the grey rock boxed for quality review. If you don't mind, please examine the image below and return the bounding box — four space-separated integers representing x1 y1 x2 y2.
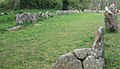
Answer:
98 57 105 69
98 10 105 13
56 10 80 15
92 27 104 58
56 10 63 15
92 27 104 51
73 48 91 60
6 26 22 31
41 13 49 19
83 9 92 13
52 53 83 69
90 49 103 58
104 6 118 32
16 14 26 24
83 55 104 69
62 11 69 14
16 12 46 25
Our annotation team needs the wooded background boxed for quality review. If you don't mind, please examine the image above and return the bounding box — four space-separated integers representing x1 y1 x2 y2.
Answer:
0 0 120 11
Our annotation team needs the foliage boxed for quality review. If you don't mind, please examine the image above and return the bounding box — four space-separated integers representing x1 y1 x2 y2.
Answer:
1 0 120 11
89 0 120 10
0 0 91 11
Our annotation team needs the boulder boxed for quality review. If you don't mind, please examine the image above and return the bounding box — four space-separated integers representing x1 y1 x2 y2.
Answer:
56 10 63 15
41 13 49 19
30 13 41 23
16 13 31 25
52 53 83 69
62 11 69 14
16 13 41 25
83 55 104 69
46 11 54 17
72 48 91 60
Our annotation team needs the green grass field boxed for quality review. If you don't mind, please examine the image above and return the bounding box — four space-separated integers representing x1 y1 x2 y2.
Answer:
0 11 120 69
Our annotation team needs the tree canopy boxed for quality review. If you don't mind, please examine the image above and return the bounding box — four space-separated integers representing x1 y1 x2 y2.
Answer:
0 0 120 11
0 0 90 10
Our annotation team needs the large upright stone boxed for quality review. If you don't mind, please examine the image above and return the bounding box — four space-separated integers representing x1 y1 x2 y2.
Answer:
104 6 117 32
52 53 83 69
92 27 104 55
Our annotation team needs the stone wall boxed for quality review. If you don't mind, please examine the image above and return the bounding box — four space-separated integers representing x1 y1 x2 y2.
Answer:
52 27 104 69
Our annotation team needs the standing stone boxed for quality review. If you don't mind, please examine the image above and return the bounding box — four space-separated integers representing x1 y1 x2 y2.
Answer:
92 27 104 51
92 27 104 58
104 6 117 32
109 3 117 14
52 53 83 69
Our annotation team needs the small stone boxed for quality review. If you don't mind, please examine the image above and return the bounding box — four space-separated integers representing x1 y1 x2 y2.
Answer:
6 26 22 31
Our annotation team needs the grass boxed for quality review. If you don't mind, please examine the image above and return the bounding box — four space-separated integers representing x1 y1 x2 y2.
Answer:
0 9 55 32
0 11 120 69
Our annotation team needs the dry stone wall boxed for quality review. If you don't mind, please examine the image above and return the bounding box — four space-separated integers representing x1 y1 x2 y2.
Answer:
52 27 104 69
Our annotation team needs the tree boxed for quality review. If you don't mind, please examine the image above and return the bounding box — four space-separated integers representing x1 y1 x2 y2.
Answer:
62 0 69 10
14 0 20 11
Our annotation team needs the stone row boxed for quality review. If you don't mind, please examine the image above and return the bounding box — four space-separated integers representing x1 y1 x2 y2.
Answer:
52 27 104 69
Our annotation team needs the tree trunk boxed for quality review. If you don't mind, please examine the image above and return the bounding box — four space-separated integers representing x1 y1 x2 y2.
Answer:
14 0 20 11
